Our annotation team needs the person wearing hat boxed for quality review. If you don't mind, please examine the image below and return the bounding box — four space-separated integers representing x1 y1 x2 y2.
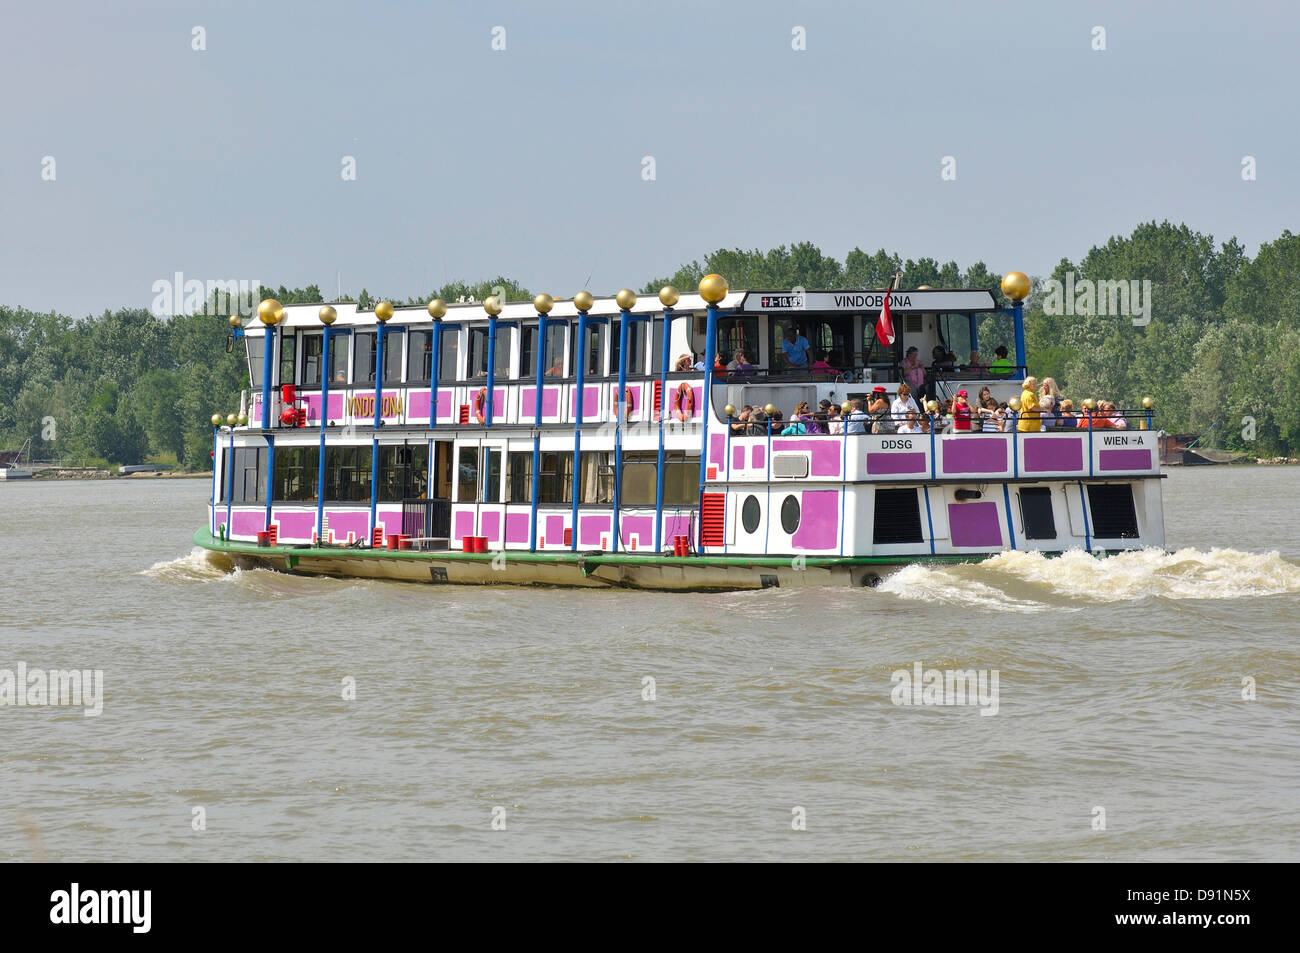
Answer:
952 389 973 433
867 385 892 433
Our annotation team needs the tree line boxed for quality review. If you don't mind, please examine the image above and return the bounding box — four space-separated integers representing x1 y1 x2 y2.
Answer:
2 221 1296 469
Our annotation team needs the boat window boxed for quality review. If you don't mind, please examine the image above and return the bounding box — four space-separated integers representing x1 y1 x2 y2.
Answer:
272 446 319 502
324 445 371 502
610 320 645 377
571 322 606 378
457 447 479 502
507 451 533 503
407 330 433 384
537 451 572 504
620 453 657 506
378 444 428 502
715 316 759 368
280 333 297 387
432 442 454 500
544 323 566 377
302 333 323 387
1019 487 1057 540
937 313 973 364
741 495 761 534
246 337 264 391
1086 484 1139 539
221 446 266 503
328 336 348 385
483 448 503 503
872 488 924 544
578 451 612 504
650 316 665 374
439 329 460 383
353 332 376 384
662 456 699 506
382 329 404 384
468 328 490 380
780 494 800 534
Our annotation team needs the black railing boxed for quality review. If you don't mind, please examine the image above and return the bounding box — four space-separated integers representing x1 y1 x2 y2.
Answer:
401 498 452 538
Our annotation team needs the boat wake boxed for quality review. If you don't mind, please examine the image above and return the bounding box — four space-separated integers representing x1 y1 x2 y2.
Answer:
139 548 238 583
880 546 1300 609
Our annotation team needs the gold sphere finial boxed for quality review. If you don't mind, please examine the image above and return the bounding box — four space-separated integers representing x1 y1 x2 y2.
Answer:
226 413 237 426
926 399 940 414
210 413 222 426
573 290 594 312
698 273 729 304
917 284 932 290
374 301 394 322
483 296 503 316
1142 396 1154 409
1082 398 1097 411
427 298 446 320
257 298 283 325
616 288 637 311
318 305 337 326
1008 397 1021 412
724 403 736 418
237 413 248 426
763 403 776 416
533 293 554 314
1001 271 1030 302
658 285 680 308
228 315 241 328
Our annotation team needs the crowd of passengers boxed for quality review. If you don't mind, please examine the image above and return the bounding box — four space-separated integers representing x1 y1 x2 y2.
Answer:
726 376 1135 436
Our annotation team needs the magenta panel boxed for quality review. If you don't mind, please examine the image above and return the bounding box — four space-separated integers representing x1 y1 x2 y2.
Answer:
303 393 344 422
407 391 430 418
545 514 565 545
867 452 927 475
436 390 451 421
325 510 368 541
580 514 611 546
791 490 839 550
569 386 602 420
621 515 654 545
453 510 474 539
1099 448 1153 471
663 515 692 540
480 510 501 542
709 434 725 467
505 512 531 543
273 511 315 538
941 437 1008 474
771 438 841 476
231 510 264 536
732 445 745 470
378 510 402 535
752 445 765 470
947 501 1004 548
1023 436 1083 472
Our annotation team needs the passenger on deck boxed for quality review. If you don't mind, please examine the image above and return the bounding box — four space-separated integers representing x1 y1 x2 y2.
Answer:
827 403 844 435
674 354 693 372
748 408 769 435
1039 377 1062 429
891 382 919 428
989 345 1014 377
978 397 1001 432
897 411 922 434
726 351 755 374
781 327 812 369
692 354 707 372
794 401 822 434
903 346 926 396
1057 399 1076 427
810 352 837 377
730 405 752 434
1017 377 1042 432
952 390 973 433
965 350 984 372
845 399 869 434
867 386 892 433
1102 400 1128 429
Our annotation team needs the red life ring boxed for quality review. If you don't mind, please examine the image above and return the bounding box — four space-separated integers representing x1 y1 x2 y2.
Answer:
672 382 695 421
474 387 488 424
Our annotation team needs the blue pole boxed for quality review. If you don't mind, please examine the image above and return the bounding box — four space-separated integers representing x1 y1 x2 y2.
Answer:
428 321 441 429
697 303 719 550
260 323 274 430
211 426 219 536
612 306 631 553
530 313 548 551
571 310 588 551
316 327 332 544
654 306 673 552
485 314 497 427
225 427 234 538
1013 300 1026 381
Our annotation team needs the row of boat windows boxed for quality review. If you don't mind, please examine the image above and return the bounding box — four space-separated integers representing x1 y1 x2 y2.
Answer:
220 444 699 507
252 313 933 389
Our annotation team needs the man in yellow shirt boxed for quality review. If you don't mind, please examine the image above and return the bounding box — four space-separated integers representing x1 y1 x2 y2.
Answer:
1017 376 1042 432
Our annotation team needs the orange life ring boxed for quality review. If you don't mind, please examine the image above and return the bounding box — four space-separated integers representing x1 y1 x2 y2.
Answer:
672 382 695 422
616 385 635 421
474 387 488 424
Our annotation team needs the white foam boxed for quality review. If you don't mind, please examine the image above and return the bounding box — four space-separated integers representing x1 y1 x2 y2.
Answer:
878 563 1052 613
140 547 236 582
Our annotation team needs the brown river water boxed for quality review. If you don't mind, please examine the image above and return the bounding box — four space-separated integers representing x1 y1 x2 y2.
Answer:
1 467 1297 861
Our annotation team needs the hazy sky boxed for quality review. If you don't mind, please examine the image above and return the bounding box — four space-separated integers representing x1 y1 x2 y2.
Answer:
2 0 1295 318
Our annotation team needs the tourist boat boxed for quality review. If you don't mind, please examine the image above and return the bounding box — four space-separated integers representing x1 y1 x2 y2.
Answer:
194 272 1166 590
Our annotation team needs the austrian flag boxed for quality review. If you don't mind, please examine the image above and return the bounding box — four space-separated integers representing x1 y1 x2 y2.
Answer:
875 286 896 348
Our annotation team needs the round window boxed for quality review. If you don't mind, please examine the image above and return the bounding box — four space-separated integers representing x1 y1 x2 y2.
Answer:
780 495 800 535
741 495 761 534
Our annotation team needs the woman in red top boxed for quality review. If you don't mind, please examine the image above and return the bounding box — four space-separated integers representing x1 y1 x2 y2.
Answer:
952 389 973 432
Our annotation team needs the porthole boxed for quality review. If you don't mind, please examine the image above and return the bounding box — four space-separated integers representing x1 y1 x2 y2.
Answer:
780 494 800 534
741 495 761 534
